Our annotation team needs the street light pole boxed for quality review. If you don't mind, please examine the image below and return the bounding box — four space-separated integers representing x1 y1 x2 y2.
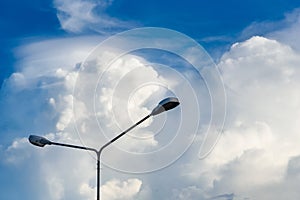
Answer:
96 114 150 200
28 97 180 200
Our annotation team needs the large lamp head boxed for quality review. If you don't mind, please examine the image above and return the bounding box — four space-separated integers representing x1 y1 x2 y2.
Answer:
150 97 180 116
28 135 52 147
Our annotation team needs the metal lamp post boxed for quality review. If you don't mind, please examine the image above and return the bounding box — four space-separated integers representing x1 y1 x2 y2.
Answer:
28 97 180 200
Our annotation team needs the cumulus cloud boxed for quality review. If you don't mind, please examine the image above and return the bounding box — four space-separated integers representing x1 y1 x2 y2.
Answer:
0 36 100 199
79 178 142 200
178 35 300 199
101 178 142 200
54 0 132 33
2 8 300 200
0 32 189 199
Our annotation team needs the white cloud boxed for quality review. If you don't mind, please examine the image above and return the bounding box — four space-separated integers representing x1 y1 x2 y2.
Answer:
56 94 74 131
0 33 184 199
2 8 300 199
79 178 142 200
47 177 65 200
101 179 142 200
55 0 99 33
54 0 132 33
178 35 300 199
0 36 100 199
4 137 30 164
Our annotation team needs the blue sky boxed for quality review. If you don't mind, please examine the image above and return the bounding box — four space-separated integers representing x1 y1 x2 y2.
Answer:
1 0 300 200
1 0 300 85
